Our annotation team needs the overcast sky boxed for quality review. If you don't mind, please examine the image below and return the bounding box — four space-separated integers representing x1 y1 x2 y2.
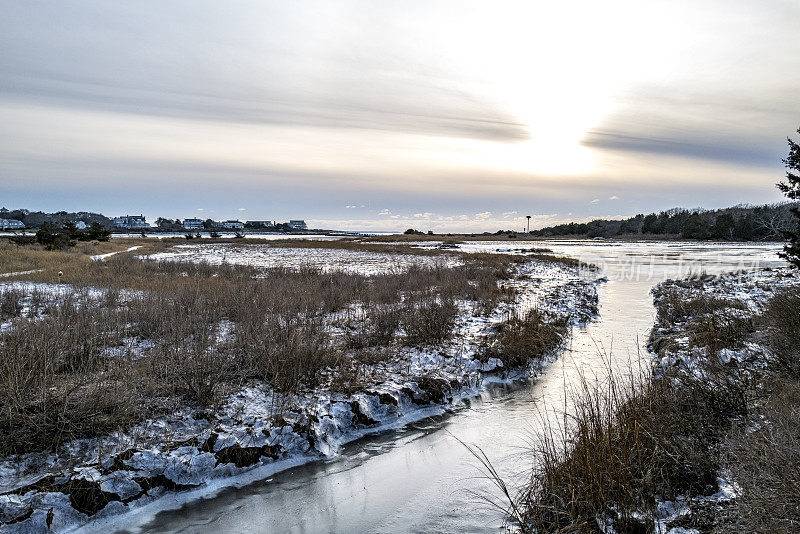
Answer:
1 0 798 231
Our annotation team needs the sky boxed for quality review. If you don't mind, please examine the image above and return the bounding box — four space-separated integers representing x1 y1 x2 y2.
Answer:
1 0 799 232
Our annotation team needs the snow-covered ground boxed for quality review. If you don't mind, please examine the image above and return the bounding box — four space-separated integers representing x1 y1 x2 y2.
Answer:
0 253 599 533
90 246 142 261
0 270 43 279
650 267 798 377
144 244 461 275
645 267 799 534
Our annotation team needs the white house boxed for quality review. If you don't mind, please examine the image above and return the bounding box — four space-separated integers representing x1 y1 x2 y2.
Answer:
219 220 244 230
183 218 204 230
246 220 273 228
75 221 88 230
112 214 149 229
0 218 25 230
288 220 307 230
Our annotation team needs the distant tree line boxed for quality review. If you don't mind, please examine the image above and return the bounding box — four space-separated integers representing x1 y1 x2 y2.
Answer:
154 218 299 232
8 221 111 249
0 209 112 229
530 203 799 241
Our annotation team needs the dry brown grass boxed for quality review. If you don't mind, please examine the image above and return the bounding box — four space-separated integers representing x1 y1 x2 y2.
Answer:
515 362 747 533
654 287 754 354
655 287 748 326
0 243 529 455
0 238 167 280
481 309 566 369
717 287 800 533
760 287 800 375
724 379 800 533
514 281 774 532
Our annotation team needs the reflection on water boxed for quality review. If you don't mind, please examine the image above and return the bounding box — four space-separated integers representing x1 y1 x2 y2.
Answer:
104 242 785 534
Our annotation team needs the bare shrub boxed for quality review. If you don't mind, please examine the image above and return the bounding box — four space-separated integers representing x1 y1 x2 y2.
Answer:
482 309 565 368
518 365 743 533
234 316 337 392
345 305 402 349
0 288 23 318
402 296 458 346
0 316 137 455
761 287 800 375
725 380 800 533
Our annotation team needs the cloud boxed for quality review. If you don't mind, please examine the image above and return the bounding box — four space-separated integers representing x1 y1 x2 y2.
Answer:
609 195 619 200
1 0 797 224
582 129 778 168
590 199 600 204
0 4 528 143
238 207 246 211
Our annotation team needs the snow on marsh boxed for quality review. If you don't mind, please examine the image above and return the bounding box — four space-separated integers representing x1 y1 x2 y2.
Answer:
144 243 460 275
0 255 600 533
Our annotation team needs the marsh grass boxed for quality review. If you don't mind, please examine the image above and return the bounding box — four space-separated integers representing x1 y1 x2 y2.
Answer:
720 287 800 533
0 238 164 277
481 309 566 369
498 280 792 533
0 241 534 455
509 362 747 533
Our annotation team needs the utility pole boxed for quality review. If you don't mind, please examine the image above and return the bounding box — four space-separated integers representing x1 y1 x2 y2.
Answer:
526 215 531 233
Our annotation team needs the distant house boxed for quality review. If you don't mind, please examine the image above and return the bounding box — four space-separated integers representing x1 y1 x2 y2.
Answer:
112 214 149 229
75 221 88 230
288 220 307 230
219 220 244 230
245 220 273 229
183 218 204 230
0 218 25 230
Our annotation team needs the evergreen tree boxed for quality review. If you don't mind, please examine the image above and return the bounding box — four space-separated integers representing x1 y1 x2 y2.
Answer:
35 222 75 250
641 213 659 234
62 221 82 240
735 213 755 240
778 127 800 268
712 213 735 239
681 212 707 239
87 222 111 241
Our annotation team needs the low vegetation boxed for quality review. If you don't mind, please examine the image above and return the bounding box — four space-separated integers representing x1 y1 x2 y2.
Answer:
0 239 563 457
481 309 566 369
724 288 800 533
508 276 799 533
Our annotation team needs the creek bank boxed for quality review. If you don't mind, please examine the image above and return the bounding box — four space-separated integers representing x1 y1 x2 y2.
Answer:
0 259 600 533
516 266 798 534
646 267 798 532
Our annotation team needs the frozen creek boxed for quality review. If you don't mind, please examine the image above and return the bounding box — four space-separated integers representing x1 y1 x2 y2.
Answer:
0 242 786 533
